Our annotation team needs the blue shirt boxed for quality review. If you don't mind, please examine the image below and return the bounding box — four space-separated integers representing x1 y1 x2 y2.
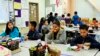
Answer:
0 27 20 38
78 21 84 26
73 15 79 25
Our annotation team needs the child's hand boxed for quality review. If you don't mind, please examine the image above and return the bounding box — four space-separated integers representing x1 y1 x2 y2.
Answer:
72 44 83 51
77 44 84 49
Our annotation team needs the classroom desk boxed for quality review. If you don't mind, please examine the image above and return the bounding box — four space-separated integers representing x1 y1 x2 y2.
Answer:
12 41 100 56
0 45 11 56
88 31 100 43
65 27 79 31
65 27 100 43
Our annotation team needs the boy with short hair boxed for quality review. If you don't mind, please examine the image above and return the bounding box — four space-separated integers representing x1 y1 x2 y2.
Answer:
26 21 41 40
73 11 80 26
71 24 100 49
45 21 66 44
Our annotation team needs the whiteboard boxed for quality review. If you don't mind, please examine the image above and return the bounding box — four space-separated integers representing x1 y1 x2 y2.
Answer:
0 0 9 23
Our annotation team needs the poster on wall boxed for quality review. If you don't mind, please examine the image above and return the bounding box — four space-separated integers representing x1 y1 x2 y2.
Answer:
14 2 21 9
14 0 21 17
14 0 21 2
15 9 21 17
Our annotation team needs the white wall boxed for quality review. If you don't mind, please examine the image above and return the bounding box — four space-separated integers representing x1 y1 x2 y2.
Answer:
0 0 9 23
16 0 45 27
46 0 71 16
75 0 100 20
55 5 64 16
75 0 94 18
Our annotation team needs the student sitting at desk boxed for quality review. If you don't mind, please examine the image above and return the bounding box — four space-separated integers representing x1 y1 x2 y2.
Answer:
65 13 72 25
90 18 98 30
78 18 84 26
0 21 20 38
25 21 41 40
38 17 45 33
45 21 66 44
72 11 80 26
60 20 67 30
42 19 50 33
60 14 65 20
70 24 100 50
41 19 50 41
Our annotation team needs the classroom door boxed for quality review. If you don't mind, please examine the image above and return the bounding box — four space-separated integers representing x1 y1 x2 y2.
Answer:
29 3 39 23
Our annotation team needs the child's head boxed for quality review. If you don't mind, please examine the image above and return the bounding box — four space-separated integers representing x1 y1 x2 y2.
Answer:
62 14 65 18
29 21 37 31
52 21 60 33
93 18 96 21
6 21 14 35
55 13 58 17
44 20 48 26
6 21 14 30
67 13 71 17
50 12 53 16
79 24 89 38
40 17 45 24
93 18 97 23
74 11 78 15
